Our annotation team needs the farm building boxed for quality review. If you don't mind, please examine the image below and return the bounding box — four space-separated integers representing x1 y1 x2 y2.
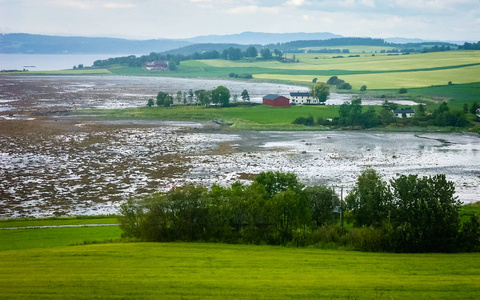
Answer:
146 61 168 71
290 92 317 104
262 94 290 108
392 108 415 118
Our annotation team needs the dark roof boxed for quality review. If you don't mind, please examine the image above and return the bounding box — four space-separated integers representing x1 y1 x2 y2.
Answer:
290 92 310 97
393 108 415 114
263 94 284 100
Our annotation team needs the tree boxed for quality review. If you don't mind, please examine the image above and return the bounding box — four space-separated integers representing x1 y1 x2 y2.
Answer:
305 185 339 227
156 91 169 106
312 78 318 83
163 95 173 107
188 89 194 104
254 171 304 199
245 46 258 58
399 88 408 94
274 49 283 58
346 168 392 227
470 102 479 114
360 85 367 92
241 89 250 102
463 103 469 114
147 98 154 107
390 174 461 252
232 94 238 103
212 86 231 107
195 89 211 107
260 48 272 60
176 91 183 105
311 82 330 103
327 76 339 85
168 60 176 71
227 47 243 60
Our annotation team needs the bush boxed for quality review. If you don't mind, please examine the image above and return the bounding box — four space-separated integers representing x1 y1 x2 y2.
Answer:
399 88 408 94
360 85 367 92
337 82 352 90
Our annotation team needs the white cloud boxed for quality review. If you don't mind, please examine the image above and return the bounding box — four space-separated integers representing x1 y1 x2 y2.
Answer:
227 5 280 14
103 3 136 9
285 0 305 6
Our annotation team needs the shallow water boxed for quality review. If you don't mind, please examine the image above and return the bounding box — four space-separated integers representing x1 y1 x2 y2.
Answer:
0 76 477 218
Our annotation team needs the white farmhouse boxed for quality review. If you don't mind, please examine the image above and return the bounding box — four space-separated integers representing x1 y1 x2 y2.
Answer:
290 92 320 104
392 108 415 118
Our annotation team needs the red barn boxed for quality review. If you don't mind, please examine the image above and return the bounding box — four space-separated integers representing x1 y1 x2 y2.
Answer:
262 94 290 108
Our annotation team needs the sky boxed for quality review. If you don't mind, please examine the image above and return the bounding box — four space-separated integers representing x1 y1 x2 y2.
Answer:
1 0 479 41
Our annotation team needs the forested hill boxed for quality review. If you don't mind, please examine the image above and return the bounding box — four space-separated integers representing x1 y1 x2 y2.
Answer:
163 43 261 55
0 33 192 54
268 37 457 51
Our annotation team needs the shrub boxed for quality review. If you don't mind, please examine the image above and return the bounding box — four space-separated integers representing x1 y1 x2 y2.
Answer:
399 88 408 94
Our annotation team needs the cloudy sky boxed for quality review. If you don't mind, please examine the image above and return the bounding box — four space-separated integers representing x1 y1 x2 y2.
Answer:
1 0 479 41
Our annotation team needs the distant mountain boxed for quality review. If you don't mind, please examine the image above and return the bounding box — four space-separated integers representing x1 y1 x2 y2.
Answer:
183 31 343 45
0 33 192 54
385 37 467 45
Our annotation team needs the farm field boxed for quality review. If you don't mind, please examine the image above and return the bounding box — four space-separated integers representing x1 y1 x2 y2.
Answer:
10 51 480 94
0 240 479 299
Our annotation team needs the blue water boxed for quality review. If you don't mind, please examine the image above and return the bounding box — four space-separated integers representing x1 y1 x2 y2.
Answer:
0 53 136 71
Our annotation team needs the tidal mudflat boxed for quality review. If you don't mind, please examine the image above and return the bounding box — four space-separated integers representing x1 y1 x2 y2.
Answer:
0 75 478 218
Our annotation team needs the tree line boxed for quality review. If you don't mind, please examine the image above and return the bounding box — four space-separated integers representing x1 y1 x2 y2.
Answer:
296 98 473 129
148 87 251 108
118 170 480 252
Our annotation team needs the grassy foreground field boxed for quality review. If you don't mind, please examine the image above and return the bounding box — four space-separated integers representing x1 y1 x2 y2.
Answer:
0 242 479 299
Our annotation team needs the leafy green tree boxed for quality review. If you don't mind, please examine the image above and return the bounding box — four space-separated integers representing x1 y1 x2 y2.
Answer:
212 86 230 107
245 46 258 58
360 85 367 92
254 171 304 199
168 60 176 71
195 89 212 107
227 47 243 60
379 108 395 125
176 91 183 105
241 89 250 102
163 95 173 107
327 76 339 85
265 189 307 245
232 94 238 103
117 198 144 239
188 89 194 104
260 48 272 60
156 91 169 106
399 88 407 94
147 98 154 107
459 214 480 252
346 168 392 227
274 49 283 58
312 78 318 83
471 102 479 114
305 185 339 227
311 82 330 103
390 174 461 252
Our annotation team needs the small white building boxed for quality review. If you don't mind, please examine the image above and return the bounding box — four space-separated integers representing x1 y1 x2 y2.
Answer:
392 108 415 118
290 92 319 104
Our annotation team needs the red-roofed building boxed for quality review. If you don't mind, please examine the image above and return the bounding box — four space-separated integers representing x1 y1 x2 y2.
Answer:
262 94 290 108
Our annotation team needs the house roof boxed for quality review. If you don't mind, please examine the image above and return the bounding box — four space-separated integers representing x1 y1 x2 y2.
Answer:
290 92 310 97
263 94 284 100
393 108 415 114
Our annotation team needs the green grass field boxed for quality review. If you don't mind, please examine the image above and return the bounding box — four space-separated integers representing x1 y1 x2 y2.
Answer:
0 242 479 299
83 104 340 130
1 206 478 299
